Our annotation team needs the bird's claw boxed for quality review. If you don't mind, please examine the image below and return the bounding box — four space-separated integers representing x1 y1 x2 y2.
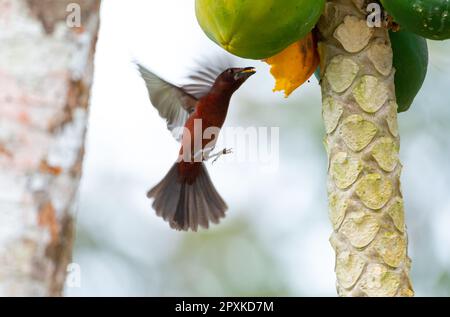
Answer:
208 148 233 164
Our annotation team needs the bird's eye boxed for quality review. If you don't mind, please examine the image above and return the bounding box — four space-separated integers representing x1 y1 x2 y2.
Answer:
227 69 233 74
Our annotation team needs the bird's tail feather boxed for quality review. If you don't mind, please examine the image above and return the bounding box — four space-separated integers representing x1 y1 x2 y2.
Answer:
147 163 227 231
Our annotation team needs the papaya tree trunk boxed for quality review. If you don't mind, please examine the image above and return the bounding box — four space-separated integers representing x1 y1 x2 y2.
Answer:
317 0 413 296
0 0 100 296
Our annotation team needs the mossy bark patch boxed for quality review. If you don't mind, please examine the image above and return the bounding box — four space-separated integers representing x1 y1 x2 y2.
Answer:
323 97 344 133
328 192 348 230
334 16 374 53
387 197 406 233
371 137 399 172
386 102 400 137
356 174 393 210
375 231 407 268
336 251 365 289
353 75 389 113
360 263 401 297
331 152 363 189
368 41 393 76
340 115 378 152
340 211 380 248
325 55 359 93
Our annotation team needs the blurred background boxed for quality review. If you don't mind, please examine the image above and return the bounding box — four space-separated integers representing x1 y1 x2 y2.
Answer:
66 0 450 296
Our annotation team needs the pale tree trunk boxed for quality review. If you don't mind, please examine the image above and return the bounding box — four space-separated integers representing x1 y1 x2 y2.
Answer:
0 0 100 296
317 0 414 296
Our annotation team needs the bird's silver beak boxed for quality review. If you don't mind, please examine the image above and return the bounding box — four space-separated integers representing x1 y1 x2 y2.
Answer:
236 67 256 80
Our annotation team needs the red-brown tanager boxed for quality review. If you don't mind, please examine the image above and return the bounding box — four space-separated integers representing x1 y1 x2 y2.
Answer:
137 62 256 231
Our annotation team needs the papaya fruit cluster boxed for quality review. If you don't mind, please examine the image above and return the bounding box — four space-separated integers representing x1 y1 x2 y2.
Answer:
389 30 428 112
381 0 450 40
195 0 448 112
195 0 325 59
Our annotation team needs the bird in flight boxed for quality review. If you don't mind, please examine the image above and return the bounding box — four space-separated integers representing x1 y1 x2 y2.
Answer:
136 59 256 231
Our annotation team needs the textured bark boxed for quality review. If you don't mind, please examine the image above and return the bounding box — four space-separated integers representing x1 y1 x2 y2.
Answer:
317 0 414 296
0 0 100 296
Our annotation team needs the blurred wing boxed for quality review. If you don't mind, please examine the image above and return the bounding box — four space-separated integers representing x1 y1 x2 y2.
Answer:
136 63 197 141
182 55 234 99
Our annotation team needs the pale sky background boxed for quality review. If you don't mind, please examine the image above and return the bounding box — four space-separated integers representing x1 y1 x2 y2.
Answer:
66 0 450 296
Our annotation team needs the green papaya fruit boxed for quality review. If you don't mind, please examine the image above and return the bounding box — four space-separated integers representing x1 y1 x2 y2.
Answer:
195 0 325 59
381 0 450 40
390 30 428 112
315 31 428 113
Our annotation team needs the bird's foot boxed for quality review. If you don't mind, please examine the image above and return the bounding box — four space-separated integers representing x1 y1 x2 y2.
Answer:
206 148 233 164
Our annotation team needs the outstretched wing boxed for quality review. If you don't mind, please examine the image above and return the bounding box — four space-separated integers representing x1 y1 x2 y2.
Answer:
136 63 197 141
182 55 234 99
137 55 234 141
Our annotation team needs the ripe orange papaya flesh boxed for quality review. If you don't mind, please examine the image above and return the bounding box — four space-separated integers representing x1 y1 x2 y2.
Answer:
195 0 325 60
315 30 428 113
265 32 320 97
381 0 450 40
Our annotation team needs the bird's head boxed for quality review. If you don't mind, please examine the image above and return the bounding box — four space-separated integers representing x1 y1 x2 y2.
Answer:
213 67 256 93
